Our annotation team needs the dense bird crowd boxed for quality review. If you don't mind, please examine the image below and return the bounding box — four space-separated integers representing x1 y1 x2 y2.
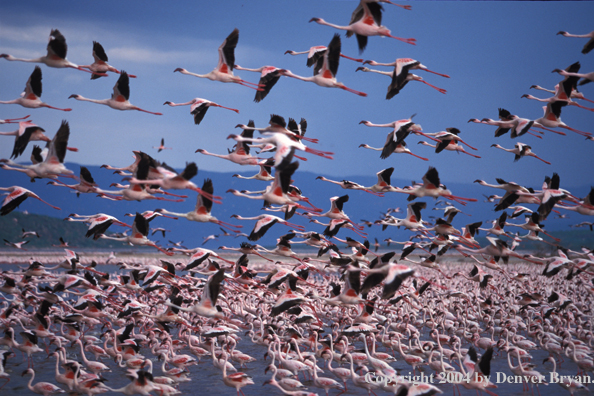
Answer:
1 1 593 395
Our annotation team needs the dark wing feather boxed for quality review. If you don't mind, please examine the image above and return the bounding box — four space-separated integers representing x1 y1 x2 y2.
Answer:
12 126 44 159
92 41 108 61
115 71 130 101
29 66 43 97
327 34 341 77
201 179 214 212
53 120 70 163
222 28 239 70
180 162 198 180
191 103 209 125
48 29 67 59
134 213 149 236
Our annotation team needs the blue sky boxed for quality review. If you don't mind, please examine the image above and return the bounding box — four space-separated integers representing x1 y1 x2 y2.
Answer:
1 0 593 191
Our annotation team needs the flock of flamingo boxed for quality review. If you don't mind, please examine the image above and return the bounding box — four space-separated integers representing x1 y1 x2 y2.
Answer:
1 1 594 396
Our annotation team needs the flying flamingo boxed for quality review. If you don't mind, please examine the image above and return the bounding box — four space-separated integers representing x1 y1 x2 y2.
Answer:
417 140 481 158
533 103 592 137
522 62 594 112
530 84 594 104
490 143 550 164
228 127 333 166
315 175 384 196
285 45 363 66
363 57 450 78
552 65 594 86
173 28 262 90
163 98 239 125
197 123 263 166
310 1 416 52
227 150 320 214
359 114 439 143
360 116 429 160
152 138 172 153
398 167 477 205
232 158 275 181
47 166 100 196
0 29 102 75
0 121 48 159
359 141 428 161
0 66 71 111
154 179 242 232
557 30 594 54
0 120 75 181
78 41 136 79
234 65 285 102
126 160 220 203
69 71 162 115
230 214 304 241
235 114 318 144
280 34 367 97
99 213 173 255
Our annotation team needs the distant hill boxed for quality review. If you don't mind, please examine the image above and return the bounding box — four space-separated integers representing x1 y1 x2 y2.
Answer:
1 162 593 251
0 211 139 250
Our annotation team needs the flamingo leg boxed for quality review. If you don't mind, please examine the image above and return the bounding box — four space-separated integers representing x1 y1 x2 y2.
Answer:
339 54 363 63
419 80 447 94
384 33 416 46
406 151 429 161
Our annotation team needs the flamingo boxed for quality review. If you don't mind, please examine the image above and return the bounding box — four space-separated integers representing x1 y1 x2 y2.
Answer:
0 185 60 215
227 151 320 214
3 239 29 249
230 214 304 241
221 351 254 396
285 45 363 67
533 103 592 137
398 167 477 205
165 269 226 319
363 57 450 78
126 160 219 203
98 213 173 255
359 141 428 161
530 84 594 104
21 368 65 396
417 140 480 158
173 28 262 90
555 187 594 216
198 122 263 166
0 121 51 159
310 1 415 52
315 175 383 196
356 66 446 97
78 41 136 79
234 64 285 102
557 30 594 54
0 29 101 75
1 120 76 182
490 143 550 164
152 138 172 152
553 64 594 86
47 166 99 196
280 34 367 97
232 158 275 181
154 179 242 232
163 98 239 124
234 114 320 145
0 66 71 111
69 71 162 115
